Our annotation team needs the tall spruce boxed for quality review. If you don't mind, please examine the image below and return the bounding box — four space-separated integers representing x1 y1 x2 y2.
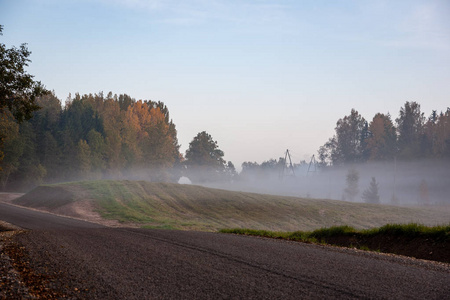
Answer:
362 177 380 204
344 168 359 201
396 101 425 159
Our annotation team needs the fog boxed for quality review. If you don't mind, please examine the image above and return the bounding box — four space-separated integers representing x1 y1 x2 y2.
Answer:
19 158 449 207
207 159 450 206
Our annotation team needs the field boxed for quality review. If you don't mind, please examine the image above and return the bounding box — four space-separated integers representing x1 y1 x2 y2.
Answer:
12 180 450 232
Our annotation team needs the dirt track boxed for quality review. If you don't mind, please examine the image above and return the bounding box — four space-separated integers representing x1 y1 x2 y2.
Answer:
1 201 449 299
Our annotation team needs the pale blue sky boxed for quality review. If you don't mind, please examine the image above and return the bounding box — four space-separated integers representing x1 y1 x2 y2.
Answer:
1 0 449 168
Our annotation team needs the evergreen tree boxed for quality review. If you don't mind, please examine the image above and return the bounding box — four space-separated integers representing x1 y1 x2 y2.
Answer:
396 101 425 159
427 108 450 158
362 177 380 204
9 122 46 189
344 168 359 201
76 139 92 178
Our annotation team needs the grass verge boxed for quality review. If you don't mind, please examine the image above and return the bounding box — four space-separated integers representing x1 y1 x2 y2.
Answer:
220 223 450 263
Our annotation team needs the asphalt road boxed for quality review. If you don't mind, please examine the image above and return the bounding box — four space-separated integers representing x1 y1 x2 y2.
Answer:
1 201 449 299
0 202 104 230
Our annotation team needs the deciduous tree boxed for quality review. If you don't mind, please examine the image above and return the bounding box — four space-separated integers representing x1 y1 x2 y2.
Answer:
318 109 368 165
0 109 22 189
185 131 226 183
0 25 48 122
0 25 48 168
367 113 397 160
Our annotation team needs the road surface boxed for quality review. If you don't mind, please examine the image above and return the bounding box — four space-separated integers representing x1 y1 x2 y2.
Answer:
0 201 103 230
1 201 449 299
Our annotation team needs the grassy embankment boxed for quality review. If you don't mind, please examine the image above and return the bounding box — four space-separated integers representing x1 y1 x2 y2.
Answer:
220 224 450 263
13 180 450 232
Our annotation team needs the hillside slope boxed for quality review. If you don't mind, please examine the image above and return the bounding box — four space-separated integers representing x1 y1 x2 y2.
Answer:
13 180 450 231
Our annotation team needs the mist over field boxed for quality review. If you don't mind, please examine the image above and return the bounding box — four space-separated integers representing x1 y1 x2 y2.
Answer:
1 93 449 211
208 159 450 206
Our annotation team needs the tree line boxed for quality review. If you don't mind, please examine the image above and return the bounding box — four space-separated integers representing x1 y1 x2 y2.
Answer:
4 95 443 190
0 92 182 190
318 102 450 166
237 102 449 180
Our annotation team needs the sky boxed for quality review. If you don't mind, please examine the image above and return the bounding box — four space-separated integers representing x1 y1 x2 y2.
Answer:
1 0 450 169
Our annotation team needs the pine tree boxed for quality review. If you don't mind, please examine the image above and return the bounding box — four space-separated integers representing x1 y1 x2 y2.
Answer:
396 101 425 159
344 168 359 201
362 177 380 204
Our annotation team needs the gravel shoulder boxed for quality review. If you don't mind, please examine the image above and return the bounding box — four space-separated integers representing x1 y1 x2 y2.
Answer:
0 230 34 299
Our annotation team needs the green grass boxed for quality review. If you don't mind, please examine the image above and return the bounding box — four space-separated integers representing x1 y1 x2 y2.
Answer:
220 223 450 242
79 180 156 223
13 180 450 232
308 225 356 238
366 223 449 237
219 223 450 254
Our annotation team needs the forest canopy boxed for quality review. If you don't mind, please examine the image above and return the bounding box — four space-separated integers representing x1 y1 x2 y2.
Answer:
0 92 181 190
1 95 449 192
317 102 450 166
